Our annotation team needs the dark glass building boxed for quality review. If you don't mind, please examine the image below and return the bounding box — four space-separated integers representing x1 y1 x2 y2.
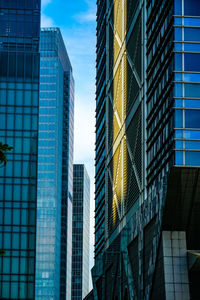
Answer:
94 0 106 260
88 0 200 299
35 28 74 300
0 0 40 299
72 164 90 300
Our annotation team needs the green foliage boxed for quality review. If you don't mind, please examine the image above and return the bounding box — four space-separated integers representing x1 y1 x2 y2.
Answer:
0 142 13 167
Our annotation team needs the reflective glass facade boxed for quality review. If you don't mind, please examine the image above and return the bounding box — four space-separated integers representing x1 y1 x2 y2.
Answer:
35 28 74 300
174 0 200 167
89 0 200 299
0 1 40 299
72 165 90 300
94 0 106 259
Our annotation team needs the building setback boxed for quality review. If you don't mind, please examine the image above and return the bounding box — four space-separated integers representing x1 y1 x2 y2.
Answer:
87 0 200 299
72 164 90 300
0 0 41 299
35 28 74 300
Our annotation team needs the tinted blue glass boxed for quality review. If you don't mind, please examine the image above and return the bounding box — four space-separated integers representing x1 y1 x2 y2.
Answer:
175 110 183 127
174 53 182 71
184 43 200 52
184 73 200 82
175 99 183 107
185 151 200 165
175 73 182 81
185 54 200 71
174 27 182 41
175 151 183 165
175 130 183 138
174 17 182 25
185 141 200 149
175 140 183 148
185 130 200 139
174 43 182 51
184 18 200 26
185 28 200 42
185 100 200 108
185 84 200 98
185 110 200 128
174 0 182 15
174 83 183 97
184 0 200 16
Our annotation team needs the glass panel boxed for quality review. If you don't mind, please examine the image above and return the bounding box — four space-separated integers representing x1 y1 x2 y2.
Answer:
184 73 200 82
185 100 200 108
185 151 200 165
185 28 200 42
184 0 200 16
185 110 200 128
174 53 182 71
175 151 183 165
185 141 200 149
185 84 200 98
185 130 200 139
184 18 200 26
184 43 200 52
174 27 182 41
185 54 200 72
174 83 182 97
174 0 182 15
175 109 183 128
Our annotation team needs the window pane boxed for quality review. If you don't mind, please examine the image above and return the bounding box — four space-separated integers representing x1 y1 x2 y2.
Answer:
185 28 200 42
175 110 183 128
184 0 200 16
185 110 200 128
185 84 200 98
185 54 200 72
186 151 200 165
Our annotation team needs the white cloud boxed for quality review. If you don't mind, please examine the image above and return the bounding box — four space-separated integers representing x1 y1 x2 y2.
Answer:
74 0 96 23
41 13 54 27
41 0 52 8
75 11 96 23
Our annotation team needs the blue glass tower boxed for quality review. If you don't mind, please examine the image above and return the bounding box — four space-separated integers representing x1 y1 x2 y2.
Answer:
35 28 74 300
0 0 40 299
72 164 90 300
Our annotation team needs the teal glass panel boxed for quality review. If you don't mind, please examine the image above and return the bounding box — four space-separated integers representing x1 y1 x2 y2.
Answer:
185 84 200 98
184 0 200 16
185 100 200 108
185 110 200 128
175 110 183 128
175 151 183 165
174 0 182 15
185 141 200 149
174 53 182 71
186 151 200 165
185 28 200 42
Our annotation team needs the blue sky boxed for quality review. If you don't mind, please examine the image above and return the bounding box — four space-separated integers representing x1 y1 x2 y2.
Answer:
41 0 96 280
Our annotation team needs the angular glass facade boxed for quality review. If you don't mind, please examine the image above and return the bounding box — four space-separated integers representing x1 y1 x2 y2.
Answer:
35 28 74 300
94 0 106 259
0 1 40 299
89 0 200 299
72 164 90 300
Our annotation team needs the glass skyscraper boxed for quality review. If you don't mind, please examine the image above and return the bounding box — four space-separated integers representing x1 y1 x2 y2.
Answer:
35 28 74 300
72 164 90 300
87 0 200 299
0 0 41 299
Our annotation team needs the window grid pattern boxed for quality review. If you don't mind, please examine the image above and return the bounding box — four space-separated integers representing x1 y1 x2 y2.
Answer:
0 1 40 299
174 0 200 166
72 165 90 300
